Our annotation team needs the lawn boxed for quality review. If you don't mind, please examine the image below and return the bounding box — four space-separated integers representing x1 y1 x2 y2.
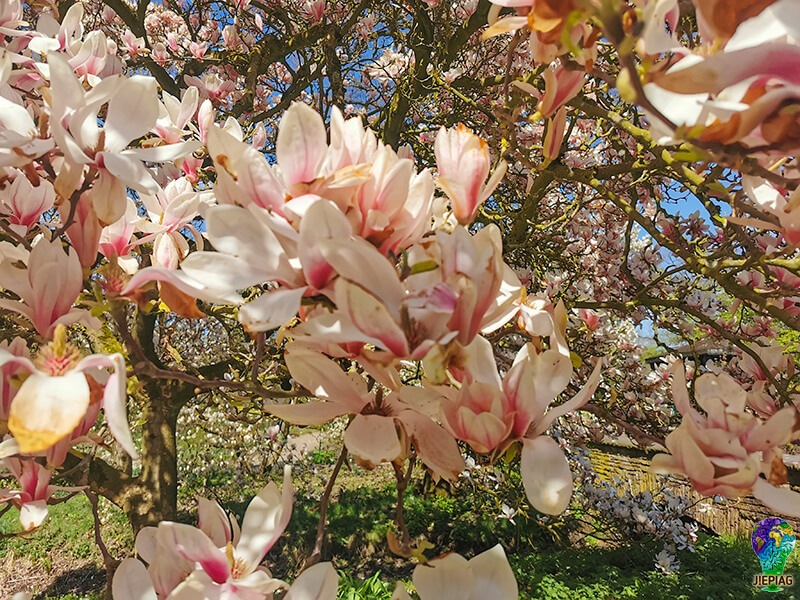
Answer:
2 461 797 599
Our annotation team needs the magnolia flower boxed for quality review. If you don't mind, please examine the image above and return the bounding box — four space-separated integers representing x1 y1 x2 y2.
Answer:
266 344 464 479
0 174 55 232
391 544 517 600
645 0 800 149
0 238 95 337
441 339 602 515
152 87 200 144
651 362 800 517
0 326 135 457
113 468 339 600
434 124 506 225
0 74 54 167
47 53 200 224
296 226 520 369
0 458 55 530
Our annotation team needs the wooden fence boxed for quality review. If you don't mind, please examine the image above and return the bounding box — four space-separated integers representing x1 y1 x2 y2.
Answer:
587 441 800 536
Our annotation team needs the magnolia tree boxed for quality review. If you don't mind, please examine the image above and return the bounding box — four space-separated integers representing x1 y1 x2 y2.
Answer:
2 0 800 597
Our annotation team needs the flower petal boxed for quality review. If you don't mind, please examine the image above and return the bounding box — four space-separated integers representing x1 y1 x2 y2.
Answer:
284 562 339 600
112 558 158 600
240 287 306 332
8 372 90 453
521 436 573 515
237 465 293 574
753 478 800 518
398 408 464 480
277 102 327 186
344 414 404 468
157 522 230 584
468 544 518 600
413 553 473 600
104 76 159 152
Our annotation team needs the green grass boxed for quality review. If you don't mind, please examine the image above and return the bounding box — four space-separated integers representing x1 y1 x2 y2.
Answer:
333 535 800 600
0 494 129 564
3 473 799 599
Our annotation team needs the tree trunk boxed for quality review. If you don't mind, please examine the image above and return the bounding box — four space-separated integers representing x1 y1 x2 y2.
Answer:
118 378 191 535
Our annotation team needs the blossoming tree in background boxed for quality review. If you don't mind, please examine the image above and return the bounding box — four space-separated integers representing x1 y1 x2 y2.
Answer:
1 0 800 596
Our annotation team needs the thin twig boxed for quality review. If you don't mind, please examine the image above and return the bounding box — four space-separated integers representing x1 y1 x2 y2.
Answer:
306 445 348 568
131 361 301 399
392 455 416 553
86 490 117 600
251 332 266 382
0 219 32 250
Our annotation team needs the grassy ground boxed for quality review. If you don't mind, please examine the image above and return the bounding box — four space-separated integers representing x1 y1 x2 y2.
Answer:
2 454 799 599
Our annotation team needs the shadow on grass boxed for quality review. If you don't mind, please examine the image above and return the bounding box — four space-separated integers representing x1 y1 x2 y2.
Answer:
34 565 105 600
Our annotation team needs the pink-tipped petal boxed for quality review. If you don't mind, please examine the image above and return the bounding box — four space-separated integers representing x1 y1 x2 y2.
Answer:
277 103 327 186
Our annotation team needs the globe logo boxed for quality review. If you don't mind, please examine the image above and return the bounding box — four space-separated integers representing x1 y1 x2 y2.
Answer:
752 517 796 591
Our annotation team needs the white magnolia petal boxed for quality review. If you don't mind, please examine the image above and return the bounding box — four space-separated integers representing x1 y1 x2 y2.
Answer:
284 343 368 411
240 287 306 332
123 265 244 305
236 466 293 574
197 497 234 548
8 372 90 453
319 238 405 315
413 553 473 600
397 409 464 481
468 544 518 600
105 76 160 152
344 414 403 468
112 558 158 600
276 102 327 186
532 359 602 436
753 478 800 518
335 278 409 357
180 251 266 292
284 562 339 600
97 354 137 459
124 140 202 162
134 527 159 564
19 500 48 531
266 399 354 426
521 436 574 515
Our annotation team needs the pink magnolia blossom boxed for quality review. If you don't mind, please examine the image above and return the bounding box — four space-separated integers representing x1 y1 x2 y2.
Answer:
0 173 54 231
121 29 146 55
294 225 519 371
112 468 339 600
0 326 134 457
651 362 800 517
0 238 95 337
0 458 56 531
434 124 507 225
442 337 602 515
47 53 200 224
0 87 54 169
266 344 464 479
